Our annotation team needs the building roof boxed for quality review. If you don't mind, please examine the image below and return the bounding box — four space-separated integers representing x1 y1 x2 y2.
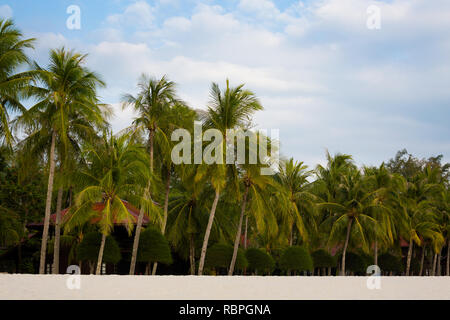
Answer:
28 200 149 227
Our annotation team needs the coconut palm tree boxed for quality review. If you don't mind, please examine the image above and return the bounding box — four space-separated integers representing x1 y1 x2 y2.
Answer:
65 132 150 274
0 19 35 147
122 75 180 275
316 154 379 275
393 172 444 275
363 164 398 266
196 79 263 275
274 158 316 247
228 141 279 275
150 102 197 275
18 48 108 274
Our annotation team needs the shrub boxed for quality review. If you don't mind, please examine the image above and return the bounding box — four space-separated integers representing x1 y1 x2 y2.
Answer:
279 246 313 272
311 249 336 268
245 248 275 274
378 253 403 273
76 232 121 264
137 227 172 265
337 252 368 274
205 243 248 271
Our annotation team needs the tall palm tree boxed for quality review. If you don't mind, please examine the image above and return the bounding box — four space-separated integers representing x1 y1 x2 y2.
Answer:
167 164 207 275
122 74 179 275
316 153 378 275
228 161 277 275
20 48 107 274
0 19 35 146
363 164 398 266
65 132 149 274
394 172 444 275
196 79 263 275
275 158 315 247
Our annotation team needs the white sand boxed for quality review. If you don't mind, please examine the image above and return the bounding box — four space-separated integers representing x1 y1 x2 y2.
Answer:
0 275 449 300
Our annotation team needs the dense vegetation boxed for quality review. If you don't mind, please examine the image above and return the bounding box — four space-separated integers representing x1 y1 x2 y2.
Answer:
0 19 449 276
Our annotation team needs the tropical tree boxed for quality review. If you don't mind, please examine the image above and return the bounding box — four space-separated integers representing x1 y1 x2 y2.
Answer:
17 48 108 274
274 158 315 247
228 159 277 275
0 19 35 146
316 153 378 275
122 74 180 275
196 79 263 275
64 132 149 274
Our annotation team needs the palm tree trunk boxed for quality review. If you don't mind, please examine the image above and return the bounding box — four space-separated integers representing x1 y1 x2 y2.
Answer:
96 233 107 275
129 196 147 275
374 239 378 266
289 224 294 246
149 128 154 173
419 245 426 276
228 184 249 275
405 238 414 276
39 131 57 274
431 253 437 276
190 234 196 275
152 170 171 276
436 251 441 276
52 187 63 274
244 215 248 250
446 239 450 276
340 218 353 276
198 189 220 275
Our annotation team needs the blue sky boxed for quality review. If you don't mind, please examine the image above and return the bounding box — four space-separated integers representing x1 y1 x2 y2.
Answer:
1 0 449 168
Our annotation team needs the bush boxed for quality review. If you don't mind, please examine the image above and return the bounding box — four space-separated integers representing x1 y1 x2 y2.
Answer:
76 232 121 264
137 227 172 265
279 246 313 272
205 243 248 271
311 249 336 268
379 253 403 273
337 252 368 274
245 248 275 274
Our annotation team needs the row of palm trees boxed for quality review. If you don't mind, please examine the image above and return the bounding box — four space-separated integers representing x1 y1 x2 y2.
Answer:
0 18 449 276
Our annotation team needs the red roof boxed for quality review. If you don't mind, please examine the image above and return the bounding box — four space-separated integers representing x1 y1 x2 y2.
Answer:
29 200 149 227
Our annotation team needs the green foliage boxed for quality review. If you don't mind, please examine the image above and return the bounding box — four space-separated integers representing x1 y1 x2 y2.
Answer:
311 249 336 268
338 252 368 274
205 243 248 271
279 246 313 272
137 227 172 265
245 248 275 274
76 232 121 264
379 253 403 273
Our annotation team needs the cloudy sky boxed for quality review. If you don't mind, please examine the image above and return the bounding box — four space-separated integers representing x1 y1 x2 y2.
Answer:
1 0 449 167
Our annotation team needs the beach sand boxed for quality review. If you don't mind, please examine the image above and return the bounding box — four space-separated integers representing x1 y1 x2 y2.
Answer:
0 275 449 300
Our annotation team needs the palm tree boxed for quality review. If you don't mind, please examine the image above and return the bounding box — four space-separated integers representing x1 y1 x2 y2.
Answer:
122 74 180 275
228 161 277 275
394 172 444 275
363 164 398 266
149 102 197 275
196 79 263 275
274 158 315 247
18 48 107 274
65 132 149 274
167 164 207 275
316 153 378 275
0 19 35 146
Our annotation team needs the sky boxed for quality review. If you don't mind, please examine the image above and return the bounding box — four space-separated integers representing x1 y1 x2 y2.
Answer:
1 0 449 168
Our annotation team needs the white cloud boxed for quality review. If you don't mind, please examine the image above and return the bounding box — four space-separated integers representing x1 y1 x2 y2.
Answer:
106 1 154 29
0 5 13 19
26 0 450 166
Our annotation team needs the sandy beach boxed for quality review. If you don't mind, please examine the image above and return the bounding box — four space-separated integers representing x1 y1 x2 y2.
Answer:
0 275 449 300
